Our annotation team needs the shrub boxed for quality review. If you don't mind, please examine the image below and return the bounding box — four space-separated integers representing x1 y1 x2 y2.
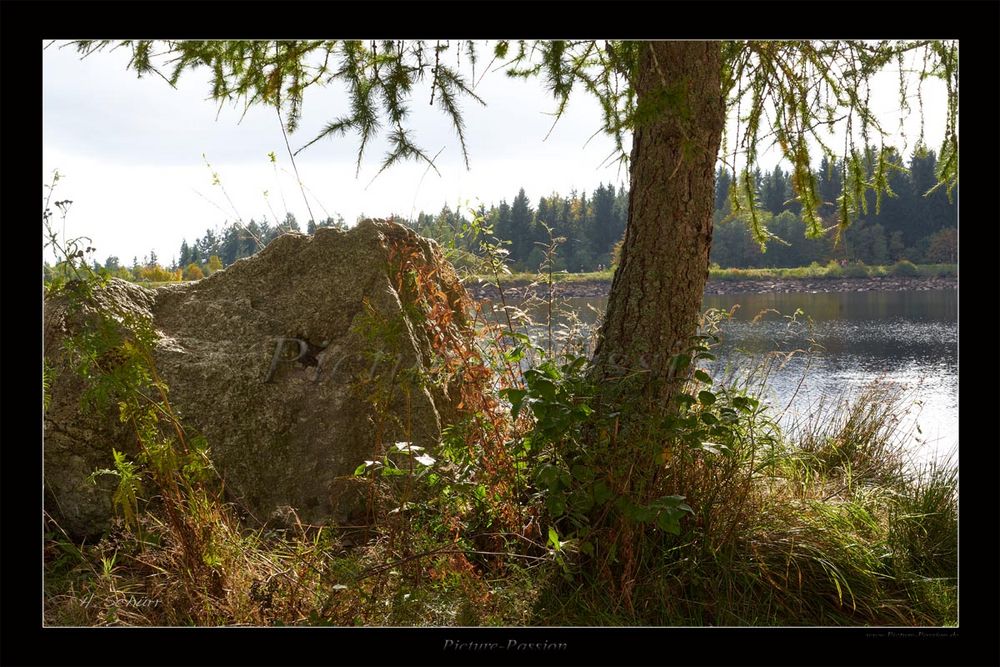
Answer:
936 264 956 278
205 255 224 275
136 263 180 282
824 260 843 279
890 259 919 277
841 262 869 279
183 263 204 281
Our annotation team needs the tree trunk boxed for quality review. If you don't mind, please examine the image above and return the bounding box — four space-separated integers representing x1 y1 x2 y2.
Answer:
590 42 724 407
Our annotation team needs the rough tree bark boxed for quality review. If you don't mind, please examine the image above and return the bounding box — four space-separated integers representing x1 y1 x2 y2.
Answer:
590 42 725 406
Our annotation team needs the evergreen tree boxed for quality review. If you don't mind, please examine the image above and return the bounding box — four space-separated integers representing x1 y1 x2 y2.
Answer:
259 219 276 245
714 168 733 214
492 200 512 250
219 226 241 266
908 149 956 245
199 228 220 259
589 183 617 265
816 155 842 219
507 188 533 266
245 220 263 257
869 148 910 242
280 212 301 233
759 165 788 215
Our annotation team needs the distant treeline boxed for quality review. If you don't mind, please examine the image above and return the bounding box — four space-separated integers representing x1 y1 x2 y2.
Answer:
710 148 957 269
46 148 955 283
409 148 957 272
45 214 348 283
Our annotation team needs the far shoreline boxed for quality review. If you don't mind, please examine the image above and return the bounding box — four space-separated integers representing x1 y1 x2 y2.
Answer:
466 274 957 300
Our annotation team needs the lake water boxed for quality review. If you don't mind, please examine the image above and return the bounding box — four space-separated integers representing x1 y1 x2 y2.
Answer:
509 289 958 467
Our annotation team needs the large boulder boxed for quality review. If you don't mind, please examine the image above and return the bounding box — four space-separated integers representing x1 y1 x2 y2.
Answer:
44 220 477 537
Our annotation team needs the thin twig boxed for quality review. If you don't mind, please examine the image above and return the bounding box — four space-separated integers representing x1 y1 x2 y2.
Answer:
277 105 317 226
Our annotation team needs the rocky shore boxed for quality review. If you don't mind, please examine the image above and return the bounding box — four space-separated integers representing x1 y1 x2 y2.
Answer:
465 275 957 301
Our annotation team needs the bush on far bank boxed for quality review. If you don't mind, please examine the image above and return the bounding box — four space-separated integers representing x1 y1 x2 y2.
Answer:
890 260 920 277
702 262 954 282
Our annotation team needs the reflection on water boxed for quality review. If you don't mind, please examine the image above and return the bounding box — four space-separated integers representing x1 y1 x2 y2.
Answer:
511 289 958 466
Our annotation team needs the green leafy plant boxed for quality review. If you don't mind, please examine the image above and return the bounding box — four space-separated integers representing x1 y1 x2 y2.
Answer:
890 259 920 277
824 260 845 278
89 450 144 530
841 261 869 278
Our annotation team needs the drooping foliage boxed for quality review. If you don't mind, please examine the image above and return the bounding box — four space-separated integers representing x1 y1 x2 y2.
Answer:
71 39 957 249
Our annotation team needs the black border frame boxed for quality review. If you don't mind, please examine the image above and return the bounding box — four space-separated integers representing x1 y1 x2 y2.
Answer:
4 2 997 665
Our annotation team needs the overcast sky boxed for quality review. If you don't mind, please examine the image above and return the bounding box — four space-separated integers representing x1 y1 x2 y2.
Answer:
43 41 948 266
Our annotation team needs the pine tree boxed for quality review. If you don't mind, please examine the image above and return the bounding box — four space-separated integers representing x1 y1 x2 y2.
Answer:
817 155 843 219
589 183 617 265
508 189 533 266
281 212 300 233
245 220 263 257
714 168 733 215
200 228 220 259
759 166 788 215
